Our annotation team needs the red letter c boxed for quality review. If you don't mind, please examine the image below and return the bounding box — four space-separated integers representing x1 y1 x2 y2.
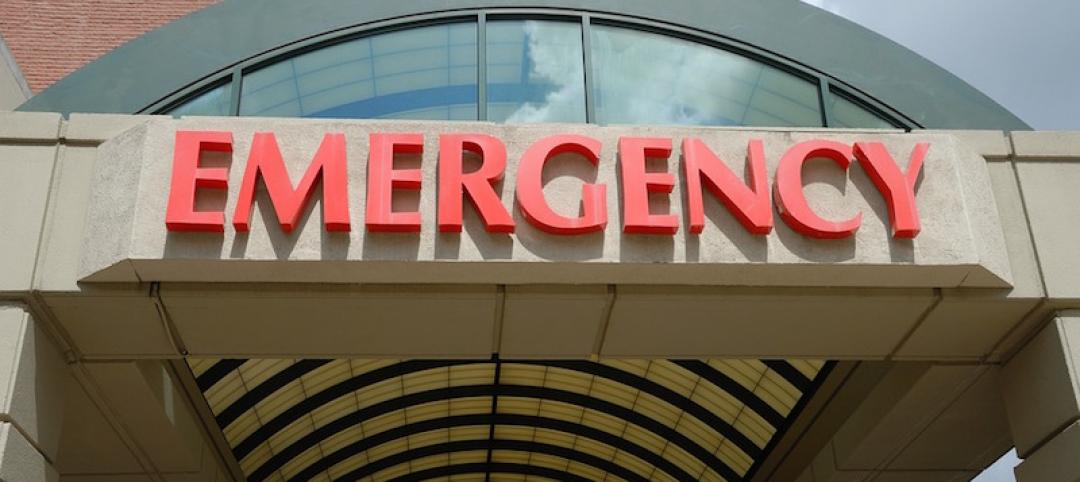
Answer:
774 140 861 239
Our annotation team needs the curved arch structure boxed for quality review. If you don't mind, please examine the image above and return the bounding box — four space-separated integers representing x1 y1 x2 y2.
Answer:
16 0 1026 130
192 358 830 481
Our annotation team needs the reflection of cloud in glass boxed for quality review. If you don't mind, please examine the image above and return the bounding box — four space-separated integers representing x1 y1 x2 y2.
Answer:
594 27 758 125
504 21 586 123
591 26 820 127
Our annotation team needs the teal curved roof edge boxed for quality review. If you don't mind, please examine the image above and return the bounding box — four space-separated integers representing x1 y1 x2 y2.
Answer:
17 0 1030 130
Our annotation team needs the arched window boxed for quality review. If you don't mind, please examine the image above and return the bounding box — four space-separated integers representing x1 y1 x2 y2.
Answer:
166 18 902 129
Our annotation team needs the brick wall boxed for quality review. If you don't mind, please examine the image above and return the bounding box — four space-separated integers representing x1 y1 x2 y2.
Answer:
0 0 217 93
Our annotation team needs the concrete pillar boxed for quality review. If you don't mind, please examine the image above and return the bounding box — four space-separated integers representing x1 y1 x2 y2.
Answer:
0 304 68 482
1000 310 1080 482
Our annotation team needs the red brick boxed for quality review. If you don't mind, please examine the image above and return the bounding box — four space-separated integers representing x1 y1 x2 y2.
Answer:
0 0 217 92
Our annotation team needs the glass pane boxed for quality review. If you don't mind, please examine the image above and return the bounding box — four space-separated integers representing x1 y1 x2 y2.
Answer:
168 83 230 116
590 25 821 127
829 93 898 129
239 23 478 120
486 20 586 123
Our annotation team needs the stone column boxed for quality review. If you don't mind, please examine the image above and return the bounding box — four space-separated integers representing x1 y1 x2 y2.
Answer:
1000 310 1080 482
0 304 68 482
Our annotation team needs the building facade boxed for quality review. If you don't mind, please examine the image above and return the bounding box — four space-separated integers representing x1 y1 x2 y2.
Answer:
0 1 1078 481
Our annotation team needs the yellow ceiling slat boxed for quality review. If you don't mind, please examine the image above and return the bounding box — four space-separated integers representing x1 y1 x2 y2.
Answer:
497 397 541 416
717 441 755 474
492 449 531 464
540 366 593 393
310 395 359 429
661 442 710 480
601 359 649 377
645 361 698 397
620 424 667 456
534 400 585 423
302 359 351 394
579 409 625 436
266 415 315 455
203 371 247 416
530 429 575 449
758 370 801 409
187 357 219 377
610 449 654 480
573 436 617 461
709 359 764 391
222 411 262 446
239 359 294 388
495 425 535 441
789 359 825 380
278 443 323 480
319 424 366 457
188 357 828 482
630 392 681 428
566 461 607 481
255 383 306 425
674 415 724 454
239 443 275 475
403 367 451 395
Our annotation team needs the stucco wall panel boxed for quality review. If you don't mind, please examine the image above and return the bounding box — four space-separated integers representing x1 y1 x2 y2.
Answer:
0 305 67 463
601 287 935 358
158 284 498 357
0 144 57 293
1015 160 1080 300
0 421 58 482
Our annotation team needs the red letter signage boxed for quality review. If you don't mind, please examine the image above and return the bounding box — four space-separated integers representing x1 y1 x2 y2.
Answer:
854 142 929 238
683 138 773 235
164 129 932 243
438 134 515 233
619 137 677 234
166 130 233 232
774 140 862 239
516 135 606 234
232 132 349 233
366 133 424 232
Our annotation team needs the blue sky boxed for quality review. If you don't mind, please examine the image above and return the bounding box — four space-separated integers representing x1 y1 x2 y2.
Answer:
802 0 1080 130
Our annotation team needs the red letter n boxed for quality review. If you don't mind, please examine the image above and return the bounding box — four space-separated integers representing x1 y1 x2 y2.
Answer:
682 138 772 235
232 132 349 233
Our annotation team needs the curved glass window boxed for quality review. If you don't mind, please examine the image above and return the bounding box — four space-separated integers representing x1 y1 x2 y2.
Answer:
166 17 905 129
239 22 478 120
486 20 586 123
829 93 898 129
168 82 230 116
590 25 821 127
